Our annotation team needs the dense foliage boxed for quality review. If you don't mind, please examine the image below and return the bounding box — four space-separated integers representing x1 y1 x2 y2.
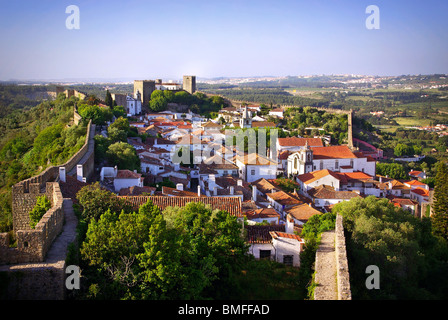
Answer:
333 196 448 299
432 162 448 241
73 184 249 300
375 162 408 180
0 91 87 232
29 195 51 229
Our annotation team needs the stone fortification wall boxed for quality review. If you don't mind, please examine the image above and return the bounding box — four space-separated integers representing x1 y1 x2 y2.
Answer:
314 214 351 300
0 182 64 265
9 120 93 232
334 214 352 300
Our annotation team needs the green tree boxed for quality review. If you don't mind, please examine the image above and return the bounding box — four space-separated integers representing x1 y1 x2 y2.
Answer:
106 142 140 171
149 96 167 112
163 90 175 102
80 199 248 299
333 196 448 299
76 182 132 223
394 143 413 157
112 105 126 118
105 90 113 108
78 104 113 125
376 162 408 180
432 162 448 240
29 195 51 229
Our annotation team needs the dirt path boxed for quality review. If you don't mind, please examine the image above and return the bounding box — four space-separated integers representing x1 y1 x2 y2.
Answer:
313 230 337 300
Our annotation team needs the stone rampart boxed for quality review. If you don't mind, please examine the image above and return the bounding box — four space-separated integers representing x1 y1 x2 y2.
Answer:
334 214 352 300
314 214 351 300
1 182 64 265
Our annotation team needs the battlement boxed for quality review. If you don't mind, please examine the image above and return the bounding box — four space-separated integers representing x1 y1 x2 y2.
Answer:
1 182 64 264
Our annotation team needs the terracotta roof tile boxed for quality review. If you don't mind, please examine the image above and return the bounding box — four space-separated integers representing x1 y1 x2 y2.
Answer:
245 224 285 244
311 145 356 159
285 204 322 222
270 231 303 242
308 185 361 200
278 137 323 147
119 195 242 217
116 170 142 179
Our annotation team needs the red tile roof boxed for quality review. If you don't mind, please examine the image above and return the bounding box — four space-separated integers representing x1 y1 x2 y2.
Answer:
116 170 142 179
245 208 280 220
251 121 277 128
278 137 323 147
298 169 373 184
270 231 303 242
245 224 285 244
119 195 242 217
162 186 203 197
285 204 322 222
118 186 156 196
411 187 430 197
297 169 340 184
311 145 356 159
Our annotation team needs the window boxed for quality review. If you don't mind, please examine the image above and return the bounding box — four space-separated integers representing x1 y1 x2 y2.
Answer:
335 160 339 169
320 161 323 170
283 255 293 266
251 169 255 175
259 250 271 259
294 157 298 169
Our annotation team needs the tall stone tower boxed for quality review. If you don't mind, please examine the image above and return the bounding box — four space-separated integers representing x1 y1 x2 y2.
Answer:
347 109 354 150
183 75 196 94
134 80 155 108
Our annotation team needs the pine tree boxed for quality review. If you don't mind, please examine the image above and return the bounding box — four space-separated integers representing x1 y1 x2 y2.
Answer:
105 89 113 108
432 161 448 240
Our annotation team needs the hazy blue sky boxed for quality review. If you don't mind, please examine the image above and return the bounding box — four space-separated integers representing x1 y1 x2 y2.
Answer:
0 0 447 80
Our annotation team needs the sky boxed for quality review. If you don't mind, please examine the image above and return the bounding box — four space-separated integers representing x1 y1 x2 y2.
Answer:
0 0 447 81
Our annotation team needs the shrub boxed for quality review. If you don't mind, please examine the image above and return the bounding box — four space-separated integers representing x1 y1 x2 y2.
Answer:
29 196 51 229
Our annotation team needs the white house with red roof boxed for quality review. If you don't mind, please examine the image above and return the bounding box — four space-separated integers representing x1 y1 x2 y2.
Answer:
100 166 144 192
287 145 376 177
408 170 427 180
297 169 379 197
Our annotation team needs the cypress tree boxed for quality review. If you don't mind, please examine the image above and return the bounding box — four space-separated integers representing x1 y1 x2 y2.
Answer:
432 161 448 240
105 89 113 108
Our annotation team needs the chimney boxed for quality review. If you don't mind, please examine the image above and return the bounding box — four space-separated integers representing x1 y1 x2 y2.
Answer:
230 186 234 195
252 185 257 201
176 183 183 191
214 186 218 196
197 185 201 197
114 165 118 177
237 179 243 186
59 167 66 183
76 164 83 182
286 214 294 234
208 174 216 191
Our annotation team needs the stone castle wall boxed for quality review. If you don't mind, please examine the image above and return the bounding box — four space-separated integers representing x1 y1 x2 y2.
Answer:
0 182 64 265
313 214 351 300
1 117 93 265
334 214 351 300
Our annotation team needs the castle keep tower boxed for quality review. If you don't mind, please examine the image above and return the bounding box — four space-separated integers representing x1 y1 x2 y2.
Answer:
183 75 196 94
134 80 155 108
